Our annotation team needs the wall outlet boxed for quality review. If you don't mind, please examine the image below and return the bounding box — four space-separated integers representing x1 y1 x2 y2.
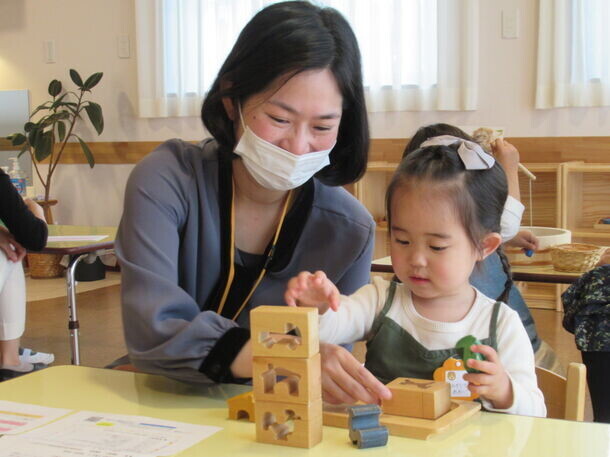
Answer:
502 9 519 39
44 40 56 63
118 34 130 58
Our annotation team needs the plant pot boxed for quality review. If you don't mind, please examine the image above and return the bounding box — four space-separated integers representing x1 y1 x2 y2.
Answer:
27 252 64 278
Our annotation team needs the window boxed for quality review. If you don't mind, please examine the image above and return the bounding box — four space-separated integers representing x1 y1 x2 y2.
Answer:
537 0 610 108
135 0 478 117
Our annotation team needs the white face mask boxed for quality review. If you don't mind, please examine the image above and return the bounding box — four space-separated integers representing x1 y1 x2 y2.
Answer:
233 107 335 191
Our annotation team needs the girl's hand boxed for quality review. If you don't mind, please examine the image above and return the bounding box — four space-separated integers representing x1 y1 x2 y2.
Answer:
463 344 513 410
284 270 340 313
491 138 520 175
505 229 540 251
597 248 609 266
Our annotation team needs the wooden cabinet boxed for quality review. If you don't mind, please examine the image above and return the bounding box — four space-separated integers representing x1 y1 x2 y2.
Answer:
560 163 610 245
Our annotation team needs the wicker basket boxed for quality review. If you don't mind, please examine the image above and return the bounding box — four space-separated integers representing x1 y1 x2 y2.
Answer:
27 253 64 278
550 243 605 273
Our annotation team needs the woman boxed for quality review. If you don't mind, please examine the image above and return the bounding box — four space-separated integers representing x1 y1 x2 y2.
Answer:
117 1 389 404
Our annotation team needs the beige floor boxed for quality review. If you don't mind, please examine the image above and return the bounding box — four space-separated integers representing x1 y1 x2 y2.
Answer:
19 273 593 421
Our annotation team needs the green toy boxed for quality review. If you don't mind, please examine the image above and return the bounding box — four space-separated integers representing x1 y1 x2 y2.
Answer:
456 335 485 373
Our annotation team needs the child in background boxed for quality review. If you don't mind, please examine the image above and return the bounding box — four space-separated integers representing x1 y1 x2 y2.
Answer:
285 139 546 416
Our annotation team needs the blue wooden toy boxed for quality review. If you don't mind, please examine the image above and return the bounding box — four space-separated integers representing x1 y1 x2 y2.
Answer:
347 404 388 449
524 249 534 257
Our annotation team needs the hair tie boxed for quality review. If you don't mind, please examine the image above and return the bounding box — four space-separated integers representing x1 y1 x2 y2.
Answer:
420 135 495 170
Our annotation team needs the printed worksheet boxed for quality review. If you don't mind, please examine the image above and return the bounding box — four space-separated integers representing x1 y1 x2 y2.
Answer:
0 401 72 435
0 411 221 457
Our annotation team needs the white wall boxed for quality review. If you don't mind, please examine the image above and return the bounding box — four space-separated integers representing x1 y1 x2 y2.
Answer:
1 0 609 225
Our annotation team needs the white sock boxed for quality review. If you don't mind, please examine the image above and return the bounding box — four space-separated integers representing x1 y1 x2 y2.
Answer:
0 361 34 372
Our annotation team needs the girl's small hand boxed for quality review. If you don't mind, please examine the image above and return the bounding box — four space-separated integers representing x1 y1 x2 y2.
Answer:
284 270 340 313
463 344 513 410
0 227 26 262
491 139 520 174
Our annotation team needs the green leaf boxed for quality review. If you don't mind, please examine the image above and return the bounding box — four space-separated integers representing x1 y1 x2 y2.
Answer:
9 133 26 146
30 102 52 118
33 131 53 162
48 79 62 97
24 122 35 133
74 135 95 168
84 102 104 135
69 69 84 88
83 72 103 90
17 144 29 158
57 121 66 142
50 93 68 109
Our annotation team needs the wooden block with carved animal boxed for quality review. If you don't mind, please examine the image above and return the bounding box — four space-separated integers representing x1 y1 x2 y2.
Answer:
381 377 451 420
254 398 323 448
252 353 321 404
250 306 318 358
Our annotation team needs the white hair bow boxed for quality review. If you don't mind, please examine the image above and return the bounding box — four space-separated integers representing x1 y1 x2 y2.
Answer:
420 135 495 170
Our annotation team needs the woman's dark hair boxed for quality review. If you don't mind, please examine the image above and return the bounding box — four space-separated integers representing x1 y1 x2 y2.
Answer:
386 141 513 303
201 1 368 186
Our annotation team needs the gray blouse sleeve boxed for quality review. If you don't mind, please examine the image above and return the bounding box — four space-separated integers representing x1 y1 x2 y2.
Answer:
116 146 240 383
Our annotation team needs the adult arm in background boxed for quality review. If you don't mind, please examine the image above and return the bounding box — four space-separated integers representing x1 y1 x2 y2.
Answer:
0 171 47 253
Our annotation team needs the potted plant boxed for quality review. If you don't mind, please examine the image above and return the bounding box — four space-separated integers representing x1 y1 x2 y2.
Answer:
6 68 104 222
5 69 104 278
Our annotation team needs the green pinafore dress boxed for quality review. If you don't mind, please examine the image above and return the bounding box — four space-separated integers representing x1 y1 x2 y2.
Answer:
364 280 501 384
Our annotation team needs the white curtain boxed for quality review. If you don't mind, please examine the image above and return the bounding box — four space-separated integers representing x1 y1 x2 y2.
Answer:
135 0 479 117
536 0 610 108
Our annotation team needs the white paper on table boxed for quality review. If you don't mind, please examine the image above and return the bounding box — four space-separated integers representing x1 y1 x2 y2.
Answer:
47 235 108 242
0 401 72 435
0 437 135 457
1 411 222 457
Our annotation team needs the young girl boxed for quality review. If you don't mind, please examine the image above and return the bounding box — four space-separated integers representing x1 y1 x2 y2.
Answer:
285 139 546 416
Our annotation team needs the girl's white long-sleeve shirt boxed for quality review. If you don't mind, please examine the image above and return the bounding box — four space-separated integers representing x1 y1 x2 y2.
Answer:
319 276 546 417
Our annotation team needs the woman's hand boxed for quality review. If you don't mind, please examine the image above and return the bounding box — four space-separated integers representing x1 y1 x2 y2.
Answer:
319 342 392 405
0 227 26 262
463 344 513 410
284 270 340 313
505 229 540 251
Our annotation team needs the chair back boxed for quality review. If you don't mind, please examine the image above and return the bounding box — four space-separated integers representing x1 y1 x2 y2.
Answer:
536 362 586 421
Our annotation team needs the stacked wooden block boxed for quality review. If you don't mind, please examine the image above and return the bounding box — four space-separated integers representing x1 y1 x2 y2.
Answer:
250 306 323 448
382 377 451 420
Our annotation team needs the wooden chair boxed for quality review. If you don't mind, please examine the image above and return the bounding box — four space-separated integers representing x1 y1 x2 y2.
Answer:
536 362 587 421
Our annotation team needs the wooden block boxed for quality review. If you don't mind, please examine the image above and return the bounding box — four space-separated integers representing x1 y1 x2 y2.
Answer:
250 306 318 358
254 398 322 448
381 378 451 420
323 400 481 441
227 391 255 422
252 354 321 404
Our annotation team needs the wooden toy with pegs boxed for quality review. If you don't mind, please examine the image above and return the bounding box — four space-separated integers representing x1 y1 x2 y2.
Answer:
250 306 322 449
322 375 481 440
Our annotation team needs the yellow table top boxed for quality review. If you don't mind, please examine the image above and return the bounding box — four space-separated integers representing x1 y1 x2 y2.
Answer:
0 366 608 456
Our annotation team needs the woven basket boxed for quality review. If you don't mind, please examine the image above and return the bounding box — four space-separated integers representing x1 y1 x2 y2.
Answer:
27 253 64 278
550 243 605 273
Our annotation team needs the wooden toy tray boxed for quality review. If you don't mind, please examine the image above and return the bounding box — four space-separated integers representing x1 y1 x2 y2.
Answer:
322 400 481 440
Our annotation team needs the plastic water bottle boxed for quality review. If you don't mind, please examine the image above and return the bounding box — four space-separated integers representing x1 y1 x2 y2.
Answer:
8 157 27 196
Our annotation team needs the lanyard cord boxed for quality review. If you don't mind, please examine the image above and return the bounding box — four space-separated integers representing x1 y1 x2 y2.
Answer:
216 182 293 321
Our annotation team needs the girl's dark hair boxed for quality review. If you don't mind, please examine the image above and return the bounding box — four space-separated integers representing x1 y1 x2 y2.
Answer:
403 123 476 158
387 141 513 303
201 1 368 186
